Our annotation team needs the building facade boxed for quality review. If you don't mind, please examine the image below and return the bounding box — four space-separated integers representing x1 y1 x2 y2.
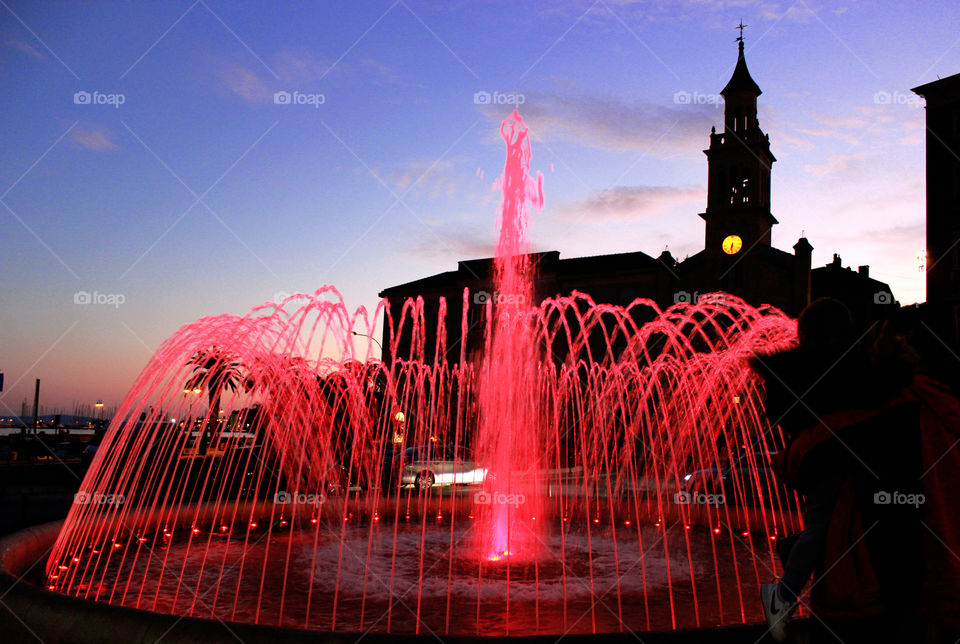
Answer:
913 73 960 346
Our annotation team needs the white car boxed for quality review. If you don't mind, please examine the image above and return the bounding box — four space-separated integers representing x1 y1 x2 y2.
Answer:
400 445 487 489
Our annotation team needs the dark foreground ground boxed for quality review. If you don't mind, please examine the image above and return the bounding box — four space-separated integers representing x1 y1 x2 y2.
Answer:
0 461 85 536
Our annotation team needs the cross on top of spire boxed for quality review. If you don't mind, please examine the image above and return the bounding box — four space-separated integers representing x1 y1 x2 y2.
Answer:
736 20 748 42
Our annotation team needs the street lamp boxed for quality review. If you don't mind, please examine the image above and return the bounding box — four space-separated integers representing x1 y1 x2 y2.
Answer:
391 409 405 444
351 331 383 355
95 400 104 422
183 388 201 431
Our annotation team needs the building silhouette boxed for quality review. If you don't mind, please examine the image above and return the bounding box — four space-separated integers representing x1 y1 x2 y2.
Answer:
380 38 894 365
913 72 960 347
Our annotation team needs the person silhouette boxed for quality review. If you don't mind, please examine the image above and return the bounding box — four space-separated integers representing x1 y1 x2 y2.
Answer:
751 298 865 640
751 297 960 643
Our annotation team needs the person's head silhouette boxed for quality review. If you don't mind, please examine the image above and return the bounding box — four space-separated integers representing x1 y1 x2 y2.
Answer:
797 297 855 354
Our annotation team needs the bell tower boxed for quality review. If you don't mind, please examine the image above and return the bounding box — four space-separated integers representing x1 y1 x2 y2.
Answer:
700 28 777 256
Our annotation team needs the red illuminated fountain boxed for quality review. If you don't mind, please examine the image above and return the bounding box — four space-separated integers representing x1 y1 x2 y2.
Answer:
43 111 800 636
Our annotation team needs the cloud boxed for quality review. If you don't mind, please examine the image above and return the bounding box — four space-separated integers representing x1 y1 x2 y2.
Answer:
360 58 405 85
380 159 463 199
760 2 819 22
274 49 332 84
489 93 717 155
829 222 924 246
791 105 924 149
5 39 43 59
558 185 704 221
217 64 271 103
803 152 867 177
795 126 861 147
70 124 118 151
773 129 815 151
401 220 497 263
429 228 497 259
215 49 333 104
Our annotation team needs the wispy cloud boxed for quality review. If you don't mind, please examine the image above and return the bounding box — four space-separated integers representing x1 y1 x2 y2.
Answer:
274 49 331 84
216 49 333 104
5 39 43 59
379 159 464 200
759 2 819 23
360 57 405 86
803 151 867 177
487 92 715 155
70 124 118 151
217 63 271 103
558 185 703 220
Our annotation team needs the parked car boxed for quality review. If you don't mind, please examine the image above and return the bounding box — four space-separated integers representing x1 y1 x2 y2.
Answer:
54 440 87 461
80 443 99 466
400 444 487 489
681 452 794 508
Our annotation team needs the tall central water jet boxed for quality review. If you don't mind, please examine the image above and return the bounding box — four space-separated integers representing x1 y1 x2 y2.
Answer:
476 110 545 562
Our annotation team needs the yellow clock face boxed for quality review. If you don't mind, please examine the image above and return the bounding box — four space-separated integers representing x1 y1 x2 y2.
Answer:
722 234 743 255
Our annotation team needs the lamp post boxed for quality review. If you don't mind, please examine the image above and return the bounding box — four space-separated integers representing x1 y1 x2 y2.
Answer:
95 400 104 422
392 409 405 444
183 387 201 432
351 331 383 356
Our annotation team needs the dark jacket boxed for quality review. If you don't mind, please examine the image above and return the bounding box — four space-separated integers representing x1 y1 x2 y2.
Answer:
776 375 960 627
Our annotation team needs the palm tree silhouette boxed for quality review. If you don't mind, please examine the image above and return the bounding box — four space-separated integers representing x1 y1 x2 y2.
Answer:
185 347 246 455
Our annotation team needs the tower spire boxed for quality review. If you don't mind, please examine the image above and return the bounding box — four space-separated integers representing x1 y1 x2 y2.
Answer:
722 31 761 97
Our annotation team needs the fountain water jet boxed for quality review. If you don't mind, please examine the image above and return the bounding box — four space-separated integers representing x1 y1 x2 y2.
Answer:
475 110 545 566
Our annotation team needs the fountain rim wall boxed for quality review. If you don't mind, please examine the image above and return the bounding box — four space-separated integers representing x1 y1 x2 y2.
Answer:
1 520 787 643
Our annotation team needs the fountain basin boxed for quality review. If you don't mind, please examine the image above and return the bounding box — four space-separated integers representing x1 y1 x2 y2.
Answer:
2 517 792 643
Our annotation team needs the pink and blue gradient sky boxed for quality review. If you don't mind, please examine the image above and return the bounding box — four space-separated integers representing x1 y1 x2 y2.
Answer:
1 1 956 411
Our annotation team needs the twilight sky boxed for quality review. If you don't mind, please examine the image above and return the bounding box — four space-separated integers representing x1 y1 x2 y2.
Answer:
1 1 957 412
